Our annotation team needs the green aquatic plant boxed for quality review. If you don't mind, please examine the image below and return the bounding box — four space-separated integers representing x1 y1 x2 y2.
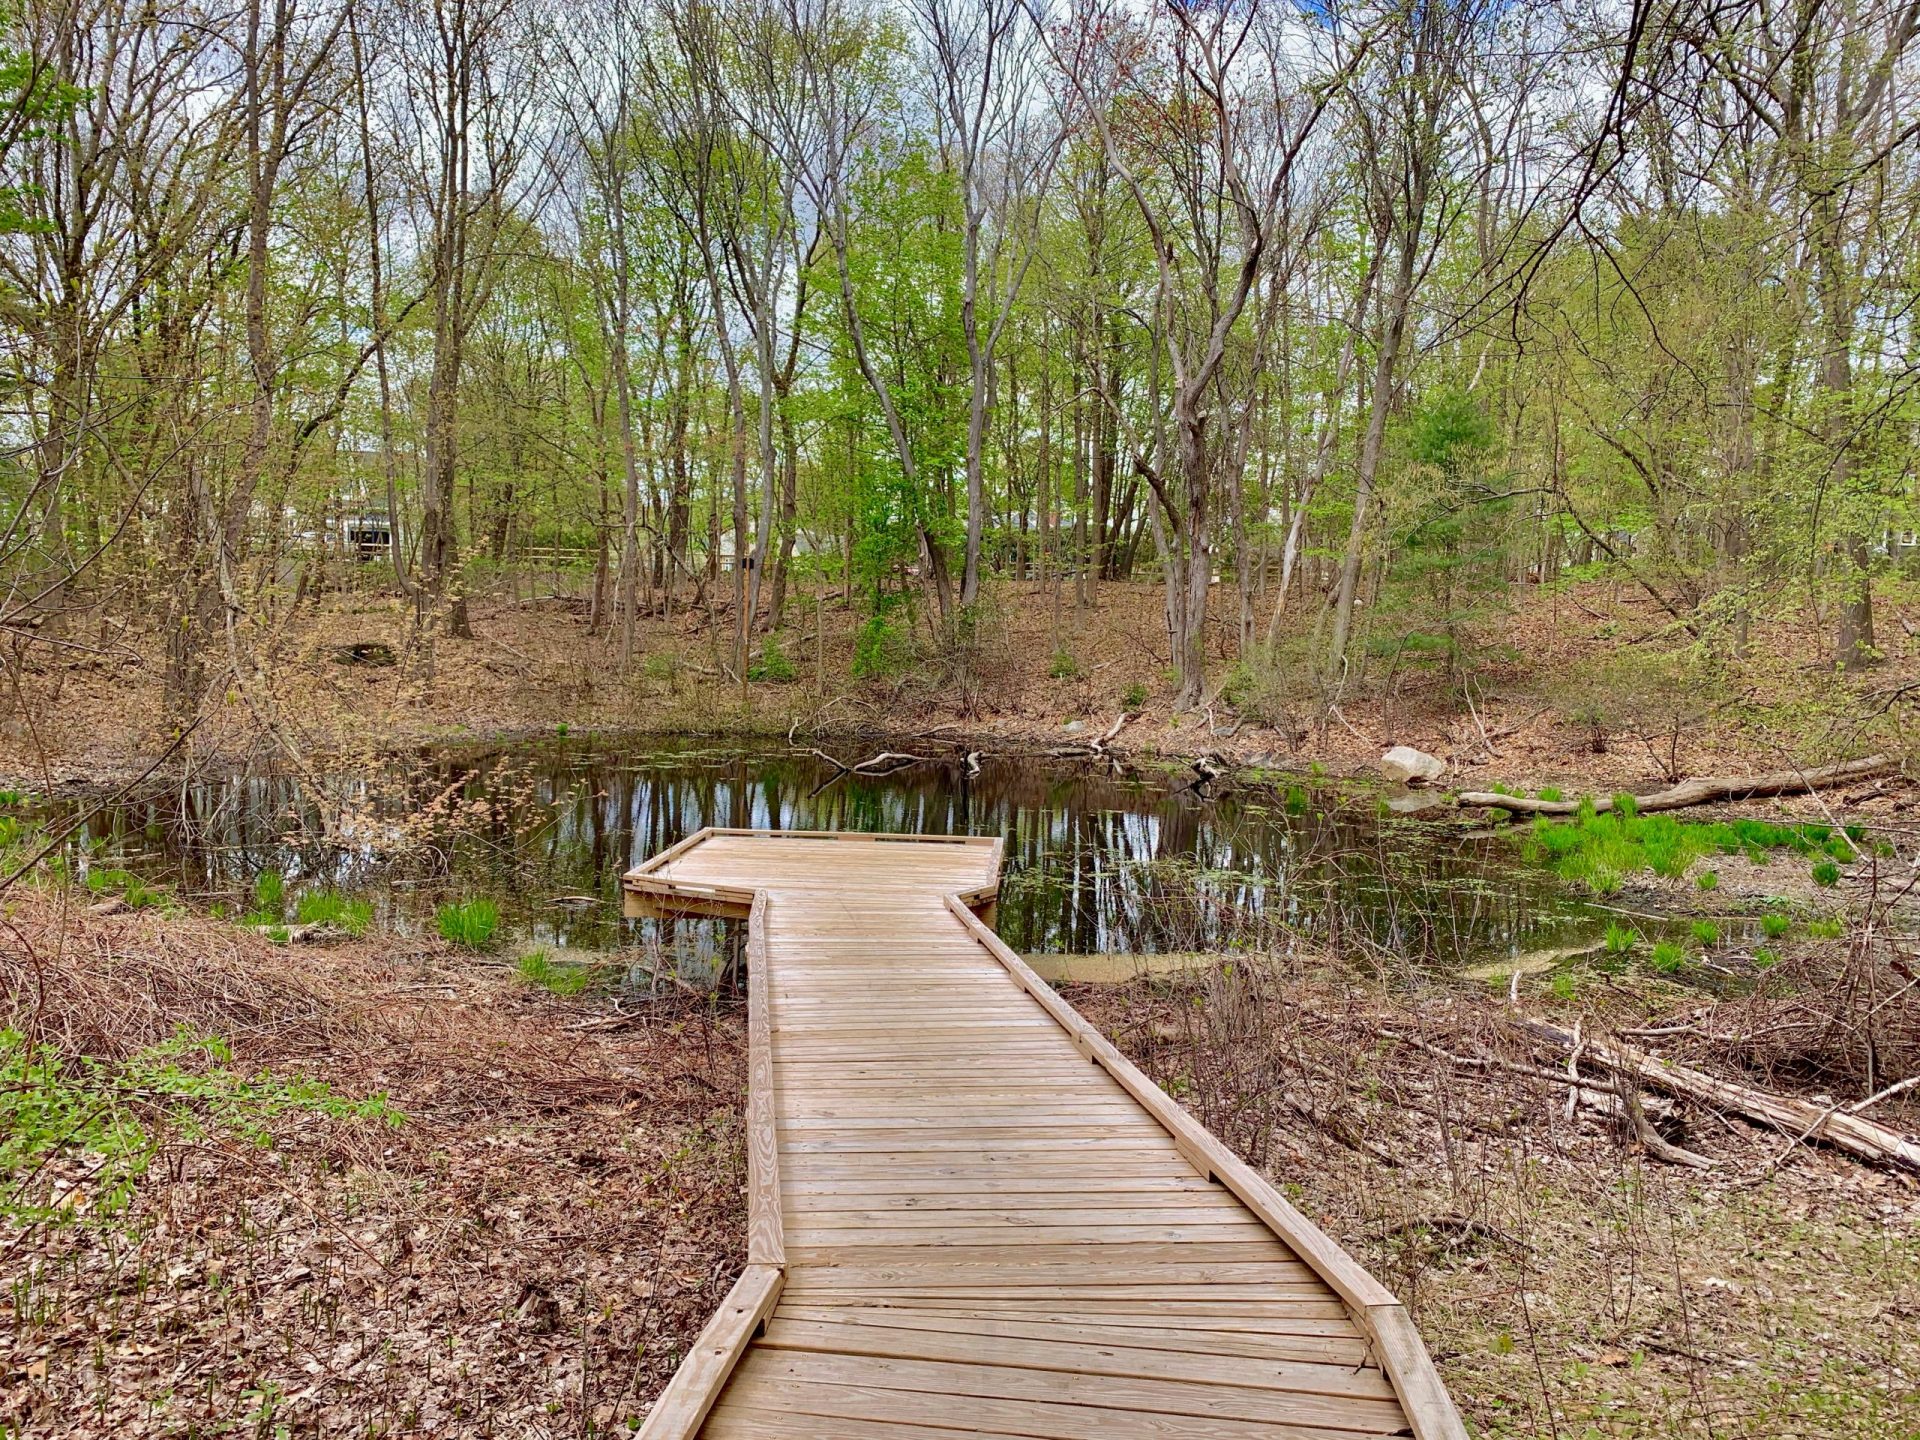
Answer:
253 869 285 913
1760 911 1791 939
436 898 500 949
1649 940 1685 973
1604 922 1637 956
295 890 373 937
516 951 591 996
1517 809 1856 894
1691 919 1720 946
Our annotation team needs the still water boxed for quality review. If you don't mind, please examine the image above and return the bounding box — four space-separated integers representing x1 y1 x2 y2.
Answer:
62 737 1632 971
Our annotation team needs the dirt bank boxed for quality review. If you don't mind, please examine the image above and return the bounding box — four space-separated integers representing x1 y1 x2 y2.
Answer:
4 579 1915 807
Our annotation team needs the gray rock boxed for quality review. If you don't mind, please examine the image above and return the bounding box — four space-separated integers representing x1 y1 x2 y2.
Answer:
1380 745 1446 786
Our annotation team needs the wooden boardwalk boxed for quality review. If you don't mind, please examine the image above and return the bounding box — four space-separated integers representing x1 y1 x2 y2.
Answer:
625 829 1465 1440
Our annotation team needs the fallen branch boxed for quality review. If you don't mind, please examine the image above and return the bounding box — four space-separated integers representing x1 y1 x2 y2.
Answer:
1458 755 1899 817
1522 1020 1920 1172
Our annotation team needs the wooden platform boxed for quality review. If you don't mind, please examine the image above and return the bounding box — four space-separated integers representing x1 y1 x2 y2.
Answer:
625 829 1465 1440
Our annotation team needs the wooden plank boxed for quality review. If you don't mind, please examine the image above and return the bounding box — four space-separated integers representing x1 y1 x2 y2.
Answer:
755 1318 1397 1399
634 1264 782 1440
745 894 783 1268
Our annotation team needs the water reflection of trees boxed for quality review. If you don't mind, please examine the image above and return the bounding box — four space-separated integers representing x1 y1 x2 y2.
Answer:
69 742 1586 966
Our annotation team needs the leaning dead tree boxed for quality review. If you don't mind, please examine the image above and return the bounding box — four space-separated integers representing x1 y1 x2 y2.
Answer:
1457 756 1901 817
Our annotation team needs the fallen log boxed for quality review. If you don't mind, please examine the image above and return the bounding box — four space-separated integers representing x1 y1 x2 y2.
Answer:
1458 754 1899 817
1523 1019 1920 1172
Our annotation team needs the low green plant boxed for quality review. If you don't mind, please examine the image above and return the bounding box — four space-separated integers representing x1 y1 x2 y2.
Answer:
1048 649 1081 680
1649 940 1685 973
295 890 373 937
1604 922 1637 956
1810 859 1840 888
0 1026 399 1228
1752 946 1780 969
1691 919 1720 946
1536 787 1564 803
1695 870 1719 891
1760 911 1791 939
1519 810 1861 893
1122 682 1149 711
516 950 591 996
748 636 797 683
1807 915 1846 939
253 869 286 914
436 897 500 949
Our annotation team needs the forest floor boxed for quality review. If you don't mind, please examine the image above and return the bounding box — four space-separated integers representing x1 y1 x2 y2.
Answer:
6 572 1917 799
5 866 1917 1437
0 889 746 1438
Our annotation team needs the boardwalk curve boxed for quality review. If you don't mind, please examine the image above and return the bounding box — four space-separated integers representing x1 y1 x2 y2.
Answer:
624 828 1466 1440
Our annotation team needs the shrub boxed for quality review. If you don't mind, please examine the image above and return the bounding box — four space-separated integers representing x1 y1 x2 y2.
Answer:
517 951 591 996
436 898 500 949
851 615 909 680
748 636 797 683
295 890 373 937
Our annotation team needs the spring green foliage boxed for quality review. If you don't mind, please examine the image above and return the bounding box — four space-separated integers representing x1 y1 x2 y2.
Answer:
1604 922 1637 956
1122 682 1149 711
1650 940 1685 973
1691 919 1720 945
1048 649 1081 680
748 636 797 683
1811 860 1841 888
516 951 592 996
1520 809 1864 894
0 1026 398 1227
1536 787 1564 803
1753 946 1780 969
851 614 908 680
253 870 286 913
1807 916 1846 939
84 867 161 908
436 898 500 949
295 890 373 936
1760 911 1791 938
1695 869 1718 891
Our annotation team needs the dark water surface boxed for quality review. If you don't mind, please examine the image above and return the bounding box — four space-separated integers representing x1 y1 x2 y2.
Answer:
59 737 1632 970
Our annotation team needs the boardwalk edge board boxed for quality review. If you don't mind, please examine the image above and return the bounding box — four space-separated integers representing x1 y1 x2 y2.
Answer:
624 828 1468 1440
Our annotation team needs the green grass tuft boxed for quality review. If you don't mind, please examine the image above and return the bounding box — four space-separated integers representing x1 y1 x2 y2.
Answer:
295 890 373 936
436 898 500 949
1810 859 1840 888
1691 919 1720 946
516 951 592 996
1760 911 1791 939
1649 940 1685 973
